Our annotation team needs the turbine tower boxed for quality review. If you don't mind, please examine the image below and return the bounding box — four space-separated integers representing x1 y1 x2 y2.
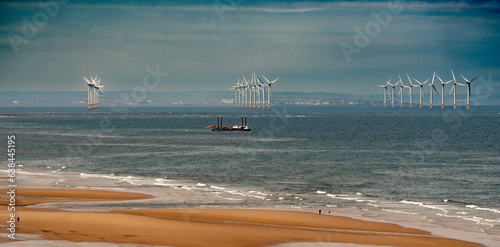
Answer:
406 75 415 109
83 74 105 110
257 76 267 110
231 78 239 108
262 75 279 110
389 79 401 108
398 75 407 108
377 79 390 108
429 72 440 109
460 74 477 111
413 77 429 109
434 73 452 110
242 76 249 108
389 79 399 108
449 70 465 110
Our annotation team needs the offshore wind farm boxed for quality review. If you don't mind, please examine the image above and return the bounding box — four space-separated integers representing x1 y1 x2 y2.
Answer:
378 70 478 110
231 73 279 110
83 74 105 110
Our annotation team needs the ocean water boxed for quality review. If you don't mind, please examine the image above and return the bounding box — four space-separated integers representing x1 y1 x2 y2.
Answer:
1 105 499 238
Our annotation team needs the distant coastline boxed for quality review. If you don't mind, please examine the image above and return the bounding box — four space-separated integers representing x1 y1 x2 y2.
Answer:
1 91 499 107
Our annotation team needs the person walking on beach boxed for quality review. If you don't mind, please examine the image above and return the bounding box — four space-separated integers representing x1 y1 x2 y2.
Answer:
319 209 321 215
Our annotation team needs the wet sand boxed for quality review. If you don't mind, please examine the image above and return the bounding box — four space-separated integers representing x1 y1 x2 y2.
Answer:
0 188 484 247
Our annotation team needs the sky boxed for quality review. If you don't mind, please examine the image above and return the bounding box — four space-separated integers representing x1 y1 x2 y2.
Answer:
0 0 499 94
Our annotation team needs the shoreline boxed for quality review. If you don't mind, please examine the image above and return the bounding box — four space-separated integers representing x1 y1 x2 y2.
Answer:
1 171 499 246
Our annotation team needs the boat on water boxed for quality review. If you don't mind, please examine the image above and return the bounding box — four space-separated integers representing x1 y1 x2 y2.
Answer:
203 116 251 131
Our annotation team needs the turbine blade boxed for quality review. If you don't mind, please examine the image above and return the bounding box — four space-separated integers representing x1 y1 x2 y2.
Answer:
257 76 265 84
433 85 439 95
435 74 444 84
261 75 271 84
449 85 455 95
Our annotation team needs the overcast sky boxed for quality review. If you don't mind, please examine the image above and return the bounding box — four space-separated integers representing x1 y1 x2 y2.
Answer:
0 0 499 94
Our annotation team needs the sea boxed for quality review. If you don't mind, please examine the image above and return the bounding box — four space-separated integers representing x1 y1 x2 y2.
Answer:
1 105 499 242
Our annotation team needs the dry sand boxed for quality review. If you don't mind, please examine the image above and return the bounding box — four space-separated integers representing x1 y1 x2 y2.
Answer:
0 188 485 247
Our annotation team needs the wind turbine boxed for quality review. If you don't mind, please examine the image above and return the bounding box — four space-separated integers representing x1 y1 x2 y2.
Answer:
389 79 399 108
413 77 429 109
377 79 391 108
460 74 477 111
406 74 416 109
262 75 279 110
235 78 243 107
230 78 239 108
257 76 267 110
398 75 407 108
242 76 249 108
429 72 440 109
389 78 401 108
449 70 466 110
83 74 105 110
434 73 452 109
252 73 260 109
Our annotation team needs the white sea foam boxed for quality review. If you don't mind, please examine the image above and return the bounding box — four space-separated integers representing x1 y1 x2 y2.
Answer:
400 200 449 213
210 185 226 190
466 205 500 214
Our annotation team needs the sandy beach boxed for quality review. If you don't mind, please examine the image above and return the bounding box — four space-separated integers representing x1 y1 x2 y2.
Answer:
0 186 486 247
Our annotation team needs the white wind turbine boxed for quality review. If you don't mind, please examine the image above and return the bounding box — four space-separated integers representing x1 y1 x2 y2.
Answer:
413 77 429 109
234 78 241 107
231 85 237 107
434 73 452 109
83 74 105 110
261 75 279 110
253 73 260 109
242 76 249 108
257 76 267 110
449 69 466 110
406 75 416 109
429 72 440 109
459 74 477 111
389 79 399 108
397 75 408 108
231 78 241 108
389 78 401 108
377 79 391 108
